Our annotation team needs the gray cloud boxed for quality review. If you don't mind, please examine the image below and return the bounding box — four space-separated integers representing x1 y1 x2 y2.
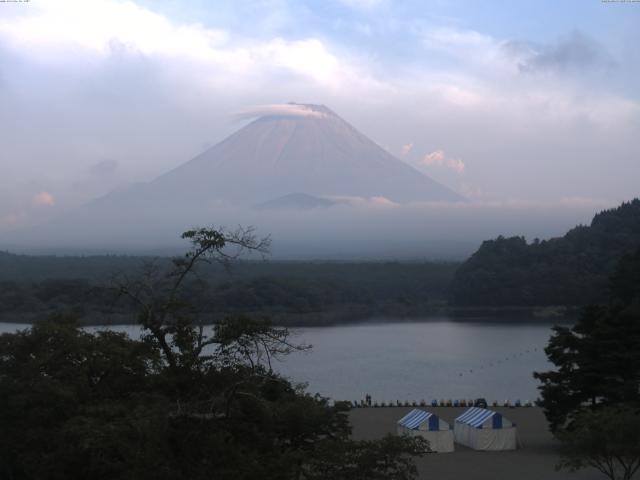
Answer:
503 31 614 74
232 103 328 120
88 159 119 176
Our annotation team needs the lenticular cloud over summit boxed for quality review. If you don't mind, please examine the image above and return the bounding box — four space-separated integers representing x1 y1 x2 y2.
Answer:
233 103 328 120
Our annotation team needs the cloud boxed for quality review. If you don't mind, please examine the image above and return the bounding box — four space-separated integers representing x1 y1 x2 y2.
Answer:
337 0 386 10
0 0 382 92
422 27 496 52
420 150 465 174
32 191 56 207
0 0 228 61
329 195 400 208
369 196 399 207
419 26 505 72
502 31 613 75
0 211 27 228
400 143 413 156
447 158 465 174
557 196 613 208
423 149 445 164
233 103 327 120
458 182 484 200
88 158 119 176
421 26 613 80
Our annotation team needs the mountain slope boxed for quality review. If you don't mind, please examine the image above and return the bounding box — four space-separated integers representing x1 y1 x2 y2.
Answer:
144 103 463 205
450 199 640 306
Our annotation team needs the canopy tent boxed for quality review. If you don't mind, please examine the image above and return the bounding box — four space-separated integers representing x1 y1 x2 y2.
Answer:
396 409 454 453
454 407 517 451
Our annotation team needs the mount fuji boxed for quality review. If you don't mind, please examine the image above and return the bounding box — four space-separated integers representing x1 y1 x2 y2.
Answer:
142 103 464 205
3 104 464 252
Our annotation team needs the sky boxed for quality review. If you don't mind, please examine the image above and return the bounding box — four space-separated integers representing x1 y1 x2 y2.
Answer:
1 0 639 236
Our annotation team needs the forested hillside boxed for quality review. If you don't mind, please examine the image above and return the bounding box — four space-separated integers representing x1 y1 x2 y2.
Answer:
0 255 457 325
450 199 640 306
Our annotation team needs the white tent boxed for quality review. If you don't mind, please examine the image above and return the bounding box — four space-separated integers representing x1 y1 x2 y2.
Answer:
396 409 454 453
454 407 517 451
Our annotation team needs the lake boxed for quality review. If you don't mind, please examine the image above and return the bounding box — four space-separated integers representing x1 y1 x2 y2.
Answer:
0 318 556 404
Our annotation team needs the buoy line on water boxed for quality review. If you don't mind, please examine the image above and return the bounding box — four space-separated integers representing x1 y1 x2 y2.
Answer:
456 347 540 378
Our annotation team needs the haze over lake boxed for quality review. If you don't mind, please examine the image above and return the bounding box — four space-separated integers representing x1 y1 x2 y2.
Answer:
0 318 553 402
278 320 553 402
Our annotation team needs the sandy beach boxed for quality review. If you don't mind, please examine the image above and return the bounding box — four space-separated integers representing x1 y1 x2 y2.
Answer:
349 406 604 480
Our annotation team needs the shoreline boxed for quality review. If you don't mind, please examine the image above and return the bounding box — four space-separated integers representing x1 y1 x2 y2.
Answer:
0 305 578 327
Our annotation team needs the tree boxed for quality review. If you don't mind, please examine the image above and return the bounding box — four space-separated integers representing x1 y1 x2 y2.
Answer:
534 248 640 432
302 435 428 480
450 198 640 307
609 247 640 310
0 226 428 480
556 406 640 480
0 316 164 480
535 248 640 479
112 226 272 371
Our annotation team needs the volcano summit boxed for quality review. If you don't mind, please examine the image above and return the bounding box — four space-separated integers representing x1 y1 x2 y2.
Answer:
145 103 463 206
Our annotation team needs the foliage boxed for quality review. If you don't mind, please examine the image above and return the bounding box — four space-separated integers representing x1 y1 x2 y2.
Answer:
556 406 640 480
0 227 427 480
0 255 457 326
302 435 429 480
451 199 640 306
609 248 640 311
0 317 163 480
535 247 640 478
534 247 640 431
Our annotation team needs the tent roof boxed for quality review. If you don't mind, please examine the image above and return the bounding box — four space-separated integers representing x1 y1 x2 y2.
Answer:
455 407 503 428
397 409 436 430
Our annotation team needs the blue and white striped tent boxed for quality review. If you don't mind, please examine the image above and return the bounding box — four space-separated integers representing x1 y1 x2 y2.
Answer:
454 407 516 451
396 409 454 452
456 407 510 429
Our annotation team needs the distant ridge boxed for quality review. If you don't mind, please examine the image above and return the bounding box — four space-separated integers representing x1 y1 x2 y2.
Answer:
256 192 336 210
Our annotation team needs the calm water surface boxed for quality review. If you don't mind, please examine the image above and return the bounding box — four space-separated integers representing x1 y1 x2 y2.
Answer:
0 319 555 403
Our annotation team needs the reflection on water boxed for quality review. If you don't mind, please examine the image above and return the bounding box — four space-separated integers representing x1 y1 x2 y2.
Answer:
277 319 554 403
0 318 555 403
